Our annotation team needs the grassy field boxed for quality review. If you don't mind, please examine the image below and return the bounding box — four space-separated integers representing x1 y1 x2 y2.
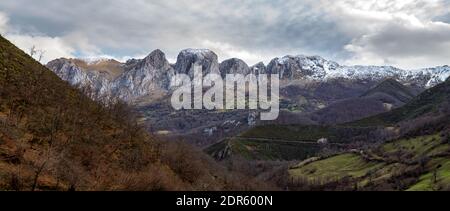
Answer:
206 123 380 161
289 153 384 181
241 124 381 143
381 134 446 159
288 134 450 191
206 137 322 161
407 158 450 191
240 125 334 142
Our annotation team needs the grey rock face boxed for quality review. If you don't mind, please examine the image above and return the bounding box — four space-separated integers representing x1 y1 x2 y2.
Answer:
47 50 175 101
267 55 339 80
219 58 251 77
174 49 220 77
250 62 266 75
112 49 175 101
47 59 113 96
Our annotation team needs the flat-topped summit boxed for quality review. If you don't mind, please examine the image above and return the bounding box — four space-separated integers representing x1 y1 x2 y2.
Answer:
174 49 220 76
219 58 251 77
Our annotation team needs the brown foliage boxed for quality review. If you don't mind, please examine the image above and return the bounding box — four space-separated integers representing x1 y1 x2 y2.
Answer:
0 36 271 191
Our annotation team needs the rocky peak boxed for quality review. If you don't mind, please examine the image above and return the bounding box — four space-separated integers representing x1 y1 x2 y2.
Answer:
143 49 167 67
267 55 339 80
112 50 175 101
174 49 220 76
250 62 267 75
412 65 450 87
219 58 251 77
47 58 90 81
126 49 170 71
251 62 266 75
125 58 139 66
46 58 112 96
47 58 74 72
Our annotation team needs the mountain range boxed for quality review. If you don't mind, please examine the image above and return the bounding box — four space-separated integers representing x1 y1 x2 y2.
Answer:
47 49 450 102
45 49 449 146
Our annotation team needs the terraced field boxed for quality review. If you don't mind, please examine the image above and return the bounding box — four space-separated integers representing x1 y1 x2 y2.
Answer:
288 134 450 191
206 137 324 161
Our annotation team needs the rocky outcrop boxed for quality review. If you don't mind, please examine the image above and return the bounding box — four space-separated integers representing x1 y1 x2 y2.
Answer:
267 55 339 80
219 58 251 78
47 59 113 96
112 49 175 101
47 50 175 101
250 62 266 75
174 49 220 77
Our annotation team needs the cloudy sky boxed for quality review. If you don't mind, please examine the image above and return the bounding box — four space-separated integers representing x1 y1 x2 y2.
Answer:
0 0 449 69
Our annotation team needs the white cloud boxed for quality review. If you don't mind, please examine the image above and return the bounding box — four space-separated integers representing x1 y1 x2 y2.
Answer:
201 40 277 66
344 20 450 68
326 0 450 68
62 32 101 57
6 34 76 63
0 12 76 63
0 12 8 34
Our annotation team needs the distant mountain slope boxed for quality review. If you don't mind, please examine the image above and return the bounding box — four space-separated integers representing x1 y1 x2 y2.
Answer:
70 58 125 79
351 77 450 126
312 79 418 124
0 35 270 191
361 78 417 103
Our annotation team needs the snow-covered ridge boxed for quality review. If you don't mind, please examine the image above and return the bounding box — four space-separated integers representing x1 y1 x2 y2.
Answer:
78 58 116 65
325 65 450 87
182 48 211 53
180 48 215 55
269 55 449 87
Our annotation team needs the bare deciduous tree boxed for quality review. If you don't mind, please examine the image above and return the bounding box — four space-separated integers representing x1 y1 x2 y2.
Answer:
29 45 37 57
37 50 46 62
28 45 45 62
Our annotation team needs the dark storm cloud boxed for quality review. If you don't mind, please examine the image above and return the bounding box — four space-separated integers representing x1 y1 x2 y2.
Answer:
0 0 449 68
